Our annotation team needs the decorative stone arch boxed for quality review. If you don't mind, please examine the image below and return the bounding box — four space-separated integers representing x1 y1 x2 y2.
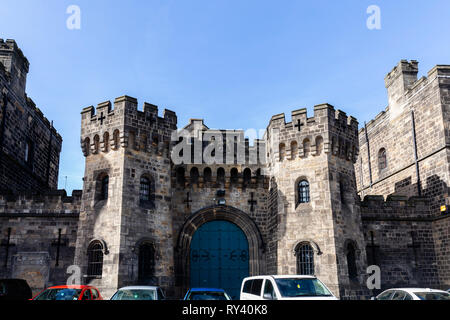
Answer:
175 205 265 292
292 239 322 256
87 238 109 255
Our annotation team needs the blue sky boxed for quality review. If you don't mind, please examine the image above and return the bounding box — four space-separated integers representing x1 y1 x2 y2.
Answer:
1 0 450 192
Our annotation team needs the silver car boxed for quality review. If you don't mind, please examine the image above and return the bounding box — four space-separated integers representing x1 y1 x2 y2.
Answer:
373 288 450 300
110 286 165 300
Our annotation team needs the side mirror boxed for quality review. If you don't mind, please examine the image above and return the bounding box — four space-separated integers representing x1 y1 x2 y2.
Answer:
263 293 273 300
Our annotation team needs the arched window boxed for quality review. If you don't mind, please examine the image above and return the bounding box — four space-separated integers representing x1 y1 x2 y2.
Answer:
100 175 109 200
113 130 120 150
378 148 387 171
303 139 311 157
243 168 251 185
230 168 238 184
290 141 298 160
24 139 34 165
297 180 310 204
140 177 151 201
217 168 225 184
203 167 212 183
190 167 199 185
279 143 286 161
93 135 100 154
316 136 323 156
138 242 155 283
87 241 104 280
296 243 315 275
83 137 90 156
176 167 185 187
346 242 358 279
128 131 136 150
103 132 110 152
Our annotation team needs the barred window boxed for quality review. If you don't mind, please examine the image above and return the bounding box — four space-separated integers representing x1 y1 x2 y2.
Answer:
296 244 314 275
140 177 150 201
100 176 109 200
297 180 310 204
87 241 104 280
138 242 155 283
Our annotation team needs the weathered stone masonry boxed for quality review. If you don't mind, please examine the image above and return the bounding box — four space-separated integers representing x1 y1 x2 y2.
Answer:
0 40 449 299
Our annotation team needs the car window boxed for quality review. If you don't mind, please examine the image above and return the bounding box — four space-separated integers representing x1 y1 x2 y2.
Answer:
91 289 99 300
111 289 157 300
274 278 333 298
251 279 263 296
413 292 450 300
243 280 253 294
35 288 82 300
391 291 406 300
82 289 91 300
263 280 276 300
377 290 394 300
189 291 229 300
157 288 165 300
403 293 413 300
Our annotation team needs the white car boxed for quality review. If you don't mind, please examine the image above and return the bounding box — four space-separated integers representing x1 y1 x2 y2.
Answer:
110 286 165 300
373 288 450 300
240 275 338 300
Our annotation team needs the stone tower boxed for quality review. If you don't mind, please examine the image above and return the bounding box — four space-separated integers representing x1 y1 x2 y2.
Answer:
74 96 177 298
266 104 369 298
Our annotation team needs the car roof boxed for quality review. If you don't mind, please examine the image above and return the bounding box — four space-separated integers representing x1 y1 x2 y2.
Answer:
46 285 93 289
383 288 449 294
188 288 225 292
244 275 317 280
116 286 159 290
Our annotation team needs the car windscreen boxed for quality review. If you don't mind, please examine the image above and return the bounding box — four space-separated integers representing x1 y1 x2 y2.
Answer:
34 288 82 300
274 278 333 298
413 292 450 300
111 289 157 300
189 292 228 300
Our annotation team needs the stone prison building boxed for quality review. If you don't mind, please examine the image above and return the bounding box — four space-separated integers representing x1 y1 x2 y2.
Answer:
0 39 449 299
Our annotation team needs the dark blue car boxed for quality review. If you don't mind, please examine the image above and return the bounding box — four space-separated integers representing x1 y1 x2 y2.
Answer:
183 288 232 300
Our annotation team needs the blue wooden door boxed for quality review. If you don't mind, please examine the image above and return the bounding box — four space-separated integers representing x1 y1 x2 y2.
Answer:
190 220 249 299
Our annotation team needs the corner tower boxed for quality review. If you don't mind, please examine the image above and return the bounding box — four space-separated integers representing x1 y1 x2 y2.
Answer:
266 104 369 299
74 96 177 298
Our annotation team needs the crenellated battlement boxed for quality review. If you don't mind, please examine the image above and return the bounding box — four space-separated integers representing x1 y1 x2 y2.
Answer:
25 96 62 141
0 189 82 216
267 103 359 163
360 194 432 219
0 39 29 73
80 95 177 157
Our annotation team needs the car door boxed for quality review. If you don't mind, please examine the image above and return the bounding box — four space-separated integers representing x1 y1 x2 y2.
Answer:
262 279 278 300
81 288 92 301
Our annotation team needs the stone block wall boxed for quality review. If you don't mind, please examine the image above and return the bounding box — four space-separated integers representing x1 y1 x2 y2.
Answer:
0 190 81 296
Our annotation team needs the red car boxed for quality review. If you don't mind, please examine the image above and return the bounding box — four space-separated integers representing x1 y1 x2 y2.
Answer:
31 285 103 301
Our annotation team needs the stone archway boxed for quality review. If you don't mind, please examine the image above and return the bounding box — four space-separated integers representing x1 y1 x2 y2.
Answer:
175 205 265 296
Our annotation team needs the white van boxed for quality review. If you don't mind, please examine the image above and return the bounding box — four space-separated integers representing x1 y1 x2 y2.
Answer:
240 275 338 300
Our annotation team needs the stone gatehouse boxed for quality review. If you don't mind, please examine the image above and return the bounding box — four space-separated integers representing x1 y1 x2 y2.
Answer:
0 39 449 299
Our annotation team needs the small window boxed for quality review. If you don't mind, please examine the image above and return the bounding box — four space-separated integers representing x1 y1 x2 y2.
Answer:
87 241 104 280
100 176 109 200
203 167 212 183
296 243 315 275
346 242 358 279
140 177 151 201
243 168 251 185
279 143 286 161
297 180 310 204
217 168 225 184
24 139 34 165
378 148 387 171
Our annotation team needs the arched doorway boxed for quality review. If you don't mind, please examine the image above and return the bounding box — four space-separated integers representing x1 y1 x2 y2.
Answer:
190 220 249 299
176 205 265 299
